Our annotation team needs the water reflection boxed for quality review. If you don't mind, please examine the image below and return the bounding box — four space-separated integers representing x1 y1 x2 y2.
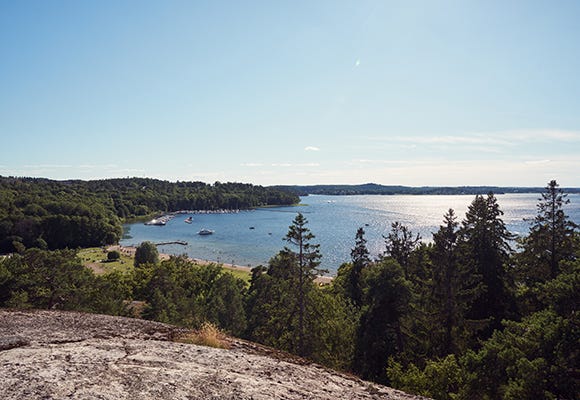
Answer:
121 193 580 275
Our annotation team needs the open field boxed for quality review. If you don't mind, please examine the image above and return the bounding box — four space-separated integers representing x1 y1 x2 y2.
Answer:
78 246 253 284
78 248 133 275
79 246 332 285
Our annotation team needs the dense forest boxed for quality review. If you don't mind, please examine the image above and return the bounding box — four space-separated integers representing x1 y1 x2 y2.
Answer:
276 183 580 196
0 176 299 253
0 180 578 399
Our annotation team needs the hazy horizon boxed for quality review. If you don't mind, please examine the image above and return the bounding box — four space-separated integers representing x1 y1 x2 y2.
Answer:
2 1 579 186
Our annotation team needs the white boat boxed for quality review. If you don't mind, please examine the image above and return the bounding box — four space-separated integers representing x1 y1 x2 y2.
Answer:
198 229 214 235
184 216 193 224
145 218 166 226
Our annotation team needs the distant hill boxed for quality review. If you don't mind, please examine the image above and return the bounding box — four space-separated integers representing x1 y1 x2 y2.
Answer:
272 183 580 196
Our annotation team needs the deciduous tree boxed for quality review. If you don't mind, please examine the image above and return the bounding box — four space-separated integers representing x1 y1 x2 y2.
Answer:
134 241 159 267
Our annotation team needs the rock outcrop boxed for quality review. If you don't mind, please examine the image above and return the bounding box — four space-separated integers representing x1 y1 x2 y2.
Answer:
0 310 426 399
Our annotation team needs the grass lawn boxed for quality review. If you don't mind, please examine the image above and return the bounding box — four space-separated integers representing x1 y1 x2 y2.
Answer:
78 247 252 285
78 248 133 274
222 268 252 284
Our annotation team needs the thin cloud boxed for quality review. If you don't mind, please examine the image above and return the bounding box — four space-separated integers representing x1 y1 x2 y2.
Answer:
353 159 415 165
525 159 551 165
506 129 580 142
241 163 264 167
271 163 320 168
390 135 512 146
22 164 74 169
305 146 320 151
371 129 580 148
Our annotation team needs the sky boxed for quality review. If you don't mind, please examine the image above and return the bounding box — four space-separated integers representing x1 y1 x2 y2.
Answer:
1 0 580 187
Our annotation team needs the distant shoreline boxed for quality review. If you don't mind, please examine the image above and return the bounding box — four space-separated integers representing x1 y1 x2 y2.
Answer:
273 184 580 196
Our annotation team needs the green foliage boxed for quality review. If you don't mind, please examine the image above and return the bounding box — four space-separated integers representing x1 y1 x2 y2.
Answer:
137 256 247 335
538 258 579 317
245 255 358 369
387 355 464 400
428 209 480 357
353 258 412 383
459 193 516 338
107 250 121 261
515 180 579 315
0 248 128 314
0 176 299 253
245 216 358 368
282 213 324 356
306 287 360 370
382 222 421 278
389 306 579 400
134 241 159 267
245 249 314 354
85 271 133 315
345 227 371 307
461 309 578 399
518 180 578 282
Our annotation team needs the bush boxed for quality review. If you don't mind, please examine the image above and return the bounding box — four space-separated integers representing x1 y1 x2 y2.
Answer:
107 250 121 261
176 322 230 349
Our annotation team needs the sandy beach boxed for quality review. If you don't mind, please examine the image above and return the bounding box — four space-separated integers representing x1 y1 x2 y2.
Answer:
108 245 333 285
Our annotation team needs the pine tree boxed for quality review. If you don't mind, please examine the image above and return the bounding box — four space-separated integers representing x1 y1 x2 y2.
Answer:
283 213 325 356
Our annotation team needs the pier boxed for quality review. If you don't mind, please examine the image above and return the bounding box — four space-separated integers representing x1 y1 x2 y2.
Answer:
155 241 188 246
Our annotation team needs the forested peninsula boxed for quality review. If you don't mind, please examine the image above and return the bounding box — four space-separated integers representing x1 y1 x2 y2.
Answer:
0 176 299 253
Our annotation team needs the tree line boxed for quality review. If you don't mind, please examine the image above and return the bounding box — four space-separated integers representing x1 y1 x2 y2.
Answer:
0 180 577 399
275 182 580 196
0 176 299 253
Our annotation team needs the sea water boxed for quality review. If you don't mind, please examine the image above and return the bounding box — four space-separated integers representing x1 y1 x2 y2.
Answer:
121 193 580 275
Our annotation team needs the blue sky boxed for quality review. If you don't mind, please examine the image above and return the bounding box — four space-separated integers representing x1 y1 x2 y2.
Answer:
1 0 579 186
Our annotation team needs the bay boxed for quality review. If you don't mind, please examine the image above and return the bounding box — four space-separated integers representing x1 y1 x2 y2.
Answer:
121 193 580 275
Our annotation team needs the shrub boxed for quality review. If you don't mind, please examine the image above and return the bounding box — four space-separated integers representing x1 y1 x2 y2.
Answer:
176 322 230 349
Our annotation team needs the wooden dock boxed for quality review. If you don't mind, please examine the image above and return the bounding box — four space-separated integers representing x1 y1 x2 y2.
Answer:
155 241 188 246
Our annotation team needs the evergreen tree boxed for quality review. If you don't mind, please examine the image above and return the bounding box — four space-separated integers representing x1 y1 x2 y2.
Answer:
430 209 479 356
348 227 371 307
353 258 411 383
459 194 515 337
283 213 325 356
519 180 578 283
383 222 421 279
245 251 306 352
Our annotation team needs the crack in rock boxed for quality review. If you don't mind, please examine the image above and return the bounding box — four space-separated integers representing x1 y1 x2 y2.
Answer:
0 336 30 351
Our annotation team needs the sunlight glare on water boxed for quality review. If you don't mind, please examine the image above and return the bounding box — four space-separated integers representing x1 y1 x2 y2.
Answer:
121 193 580 275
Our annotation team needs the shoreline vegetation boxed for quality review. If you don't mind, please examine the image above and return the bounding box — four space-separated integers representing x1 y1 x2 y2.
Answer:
0 176 300 254
104 244 332 285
